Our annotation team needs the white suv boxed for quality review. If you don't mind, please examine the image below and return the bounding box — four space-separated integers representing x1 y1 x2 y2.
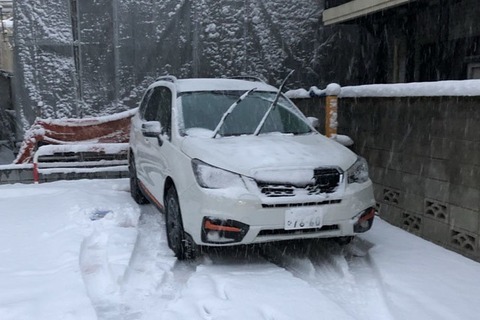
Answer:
129 76 375 259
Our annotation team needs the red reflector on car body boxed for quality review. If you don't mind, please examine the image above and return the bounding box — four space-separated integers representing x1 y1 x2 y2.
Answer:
360 207 376 221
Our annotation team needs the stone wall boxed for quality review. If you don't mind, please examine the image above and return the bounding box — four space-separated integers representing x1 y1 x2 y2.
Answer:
294 96 480 262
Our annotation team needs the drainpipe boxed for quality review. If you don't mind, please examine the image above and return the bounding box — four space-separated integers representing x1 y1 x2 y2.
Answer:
69 0 83 118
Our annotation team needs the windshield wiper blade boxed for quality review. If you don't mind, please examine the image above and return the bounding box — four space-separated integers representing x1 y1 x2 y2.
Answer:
212 87 257 138
253 70 294 136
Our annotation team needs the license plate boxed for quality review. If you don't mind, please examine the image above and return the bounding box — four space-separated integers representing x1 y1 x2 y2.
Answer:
285 207 324 230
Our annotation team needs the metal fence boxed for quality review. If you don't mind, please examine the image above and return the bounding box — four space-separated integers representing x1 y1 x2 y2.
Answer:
13 0 365 134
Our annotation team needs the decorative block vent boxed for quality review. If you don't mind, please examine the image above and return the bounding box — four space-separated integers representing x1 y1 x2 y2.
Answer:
402 212 422 233
451 229 477 252
383 188 400 205
424 199 448 221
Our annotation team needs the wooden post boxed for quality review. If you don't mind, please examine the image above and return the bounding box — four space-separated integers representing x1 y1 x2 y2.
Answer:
325 95 338 138
324 83 341 138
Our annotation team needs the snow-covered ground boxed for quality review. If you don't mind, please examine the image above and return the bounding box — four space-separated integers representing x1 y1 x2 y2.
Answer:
1 179 479 320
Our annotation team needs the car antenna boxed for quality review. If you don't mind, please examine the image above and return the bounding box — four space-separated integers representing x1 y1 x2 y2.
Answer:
253 70 294 136
212 87 257 138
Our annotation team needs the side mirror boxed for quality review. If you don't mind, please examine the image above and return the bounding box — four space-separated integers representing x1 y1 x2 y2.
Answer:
307 117 319 128
141 121 162 137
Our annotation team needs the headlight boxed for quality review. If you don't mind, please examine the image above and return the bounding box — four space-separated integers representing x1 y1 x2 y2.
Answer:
192 159 245 189
347 157 369 184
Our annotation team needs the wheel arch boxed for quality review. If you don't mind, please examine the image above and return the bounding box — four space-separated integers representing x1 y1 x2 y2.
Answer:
164 176 175 201
128 148 135 164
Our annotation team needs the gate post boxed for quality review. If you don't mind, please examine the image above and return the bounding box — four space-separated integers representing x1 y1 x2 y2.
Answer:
325 84 341 138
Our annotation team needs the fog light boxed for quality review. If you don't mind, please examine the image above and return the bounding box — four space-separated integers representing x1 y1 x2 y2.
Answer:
354 207 375 233
201 217 249 244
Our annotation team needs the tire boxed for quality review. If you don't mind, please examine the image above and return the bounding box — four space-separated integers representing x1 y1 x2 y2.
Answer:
165 186 197 260
129 154 149 204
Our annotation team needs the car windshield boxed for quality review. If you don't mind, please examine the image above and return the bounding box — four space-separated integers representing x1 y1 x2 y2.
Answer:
178 91 313 137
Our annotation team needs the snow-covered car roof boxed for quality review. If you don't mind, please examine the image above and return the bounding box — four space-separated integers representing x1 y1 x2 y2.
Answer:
152 78 279 93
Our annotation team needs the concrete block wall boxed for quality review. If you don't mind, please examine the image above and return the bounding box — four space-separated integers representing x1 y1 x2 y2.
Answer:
294 96 480 262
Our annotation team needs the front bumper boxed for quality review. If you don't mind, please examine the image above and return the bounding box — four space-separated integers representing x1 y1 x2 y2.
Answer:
179 179 376 246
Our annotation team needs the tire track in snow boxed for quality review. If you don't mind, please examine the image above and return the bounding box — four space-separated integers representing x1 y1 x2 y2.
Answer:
80 205 199 320
121 205 200 317
79 229 126 319
161 246 355 320
260 238 397 320
81 204 394 319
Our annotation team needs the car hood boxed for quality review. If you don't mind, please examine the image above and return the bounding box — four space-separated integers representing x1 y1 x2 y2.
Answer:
181 133 357 182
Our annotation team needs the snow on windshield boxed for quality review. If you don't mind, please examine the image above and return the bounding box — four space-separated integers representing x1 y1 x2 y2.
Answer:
178 91 312 137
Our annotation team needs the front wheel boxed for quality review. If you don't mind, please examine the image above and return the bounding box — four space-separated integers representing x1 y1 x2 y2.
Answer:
165 186 197 260
129 154 149 204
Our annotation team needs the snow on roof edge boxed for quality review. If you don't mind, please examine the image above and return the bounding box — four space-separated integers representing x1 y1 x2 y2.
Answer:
151 78 279 93
38 108 138 126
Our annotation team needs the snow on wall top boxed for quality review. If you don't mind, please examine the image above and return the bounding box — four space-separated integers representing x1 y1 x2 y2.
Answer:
340 80 480 97
285 80 480 99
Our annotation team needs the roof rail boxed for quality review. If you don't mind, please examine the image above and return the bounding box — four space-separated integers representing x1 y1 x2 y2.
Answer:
155 75 178 83
228 76 266 83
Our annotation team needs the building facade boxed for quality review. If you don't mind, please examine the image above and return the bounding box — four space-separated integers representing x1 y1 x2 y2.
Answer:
324 0 480 83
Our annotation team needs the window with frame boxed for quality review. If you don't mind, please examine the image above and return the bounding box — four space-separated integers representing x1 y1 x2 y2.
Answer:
143 86 172 138
139 89 153 118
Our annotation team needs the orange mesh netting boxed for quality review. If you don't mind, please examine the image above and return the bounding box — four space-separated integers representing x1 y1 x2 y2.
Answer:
14 108 137 164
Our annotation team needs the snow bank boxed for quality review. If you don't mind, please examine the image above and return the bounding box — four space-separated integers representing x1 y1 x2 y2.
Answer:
340 80 480 97
362 219 480 320
0 179 140 320
286 80 480 99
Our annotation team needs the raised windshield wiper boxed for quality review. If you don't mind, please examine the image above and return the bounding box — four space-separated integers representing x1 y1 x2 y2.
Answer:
212 88 257 138
253 70 294 136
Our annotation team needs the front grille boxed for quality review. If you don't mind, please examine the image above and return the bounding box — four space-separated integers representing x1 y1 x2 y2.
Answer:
312 168 342 193
260 185 295 197
257 224 339 237
258 167 342 198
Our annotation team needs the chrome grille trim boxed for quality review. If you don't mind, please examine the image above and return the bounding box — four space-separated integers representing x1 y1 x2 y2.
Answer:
262 199 341 208
257 167 343 198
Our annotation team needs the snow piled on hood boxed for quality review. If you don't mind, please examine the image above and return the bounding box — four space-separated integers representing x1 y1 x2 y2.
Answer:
181 133 357 178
